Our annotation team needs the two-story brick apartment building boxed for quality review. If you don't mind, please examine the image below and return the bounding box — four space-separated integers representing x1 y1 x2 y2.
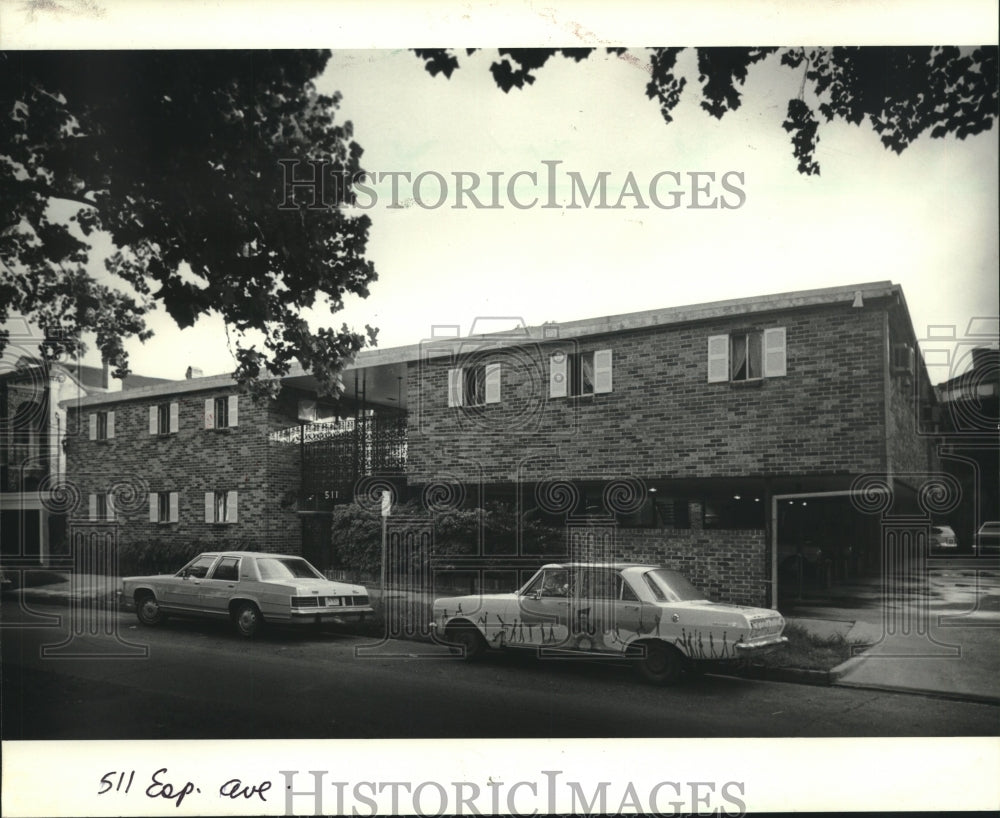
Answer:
64 371 316 567
62 281 939 608
393 280 939 606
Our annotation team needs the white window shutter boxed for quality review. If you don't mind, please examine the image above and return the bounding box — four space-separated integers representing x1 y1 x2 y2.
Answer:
149 493 158 522
228 395 239 427
708 335 730 383
107 410 115 439
89 494 98 521
550 352 567 398
169 402 179 433
169 492 179 523
204 398 215 429
89 414 97 441
226 490 238 523
205 492 214 523
149 406 157 435
594 349 613 394
484 363 501 404
447 368 463 407
763 327 787 377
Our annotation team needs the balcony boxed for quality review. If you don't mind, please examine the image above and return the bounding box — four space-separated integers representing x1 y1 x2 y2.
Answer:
274 414 407 511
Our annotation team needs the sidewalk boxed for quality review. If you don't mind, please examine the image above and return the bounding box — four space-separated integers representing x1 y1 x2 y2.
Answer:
780 566 1000 704
5 568 998 704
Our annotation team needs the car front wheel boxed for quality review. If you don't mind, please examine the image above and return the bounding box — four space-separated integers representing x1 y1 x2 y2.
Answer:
447 624 487 660
634 641 684 685
233 602 262 638
136 593 165 626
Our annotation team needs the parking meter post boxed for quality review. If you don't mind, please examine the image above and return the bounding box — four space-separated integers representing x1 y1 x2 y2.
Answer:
380 490 391 604
380 515 387 601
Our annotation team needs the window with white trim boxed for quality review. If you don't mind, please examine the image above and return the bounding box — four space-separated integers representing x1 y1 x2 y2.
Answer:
707 328 786 383
447 364 500 407
88 492 115 521
89 410 115 441
204 395 239 429
148 491 179 523
549 349 612 397
205 490 238 524
149 402 179 435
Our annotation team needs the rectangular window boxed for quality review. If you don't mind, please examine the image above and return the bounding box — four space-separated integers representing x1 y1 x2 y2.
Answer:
464 366 486 406
550 349 612 397
89 410 115 441
216 397 229 428
149 402 179 435
205 395 239 429
448 365 500 407
571 351 596 395
205 490 238 524
707 328 786 383
148 491 179 523
730 331 763 381
89 493 114 521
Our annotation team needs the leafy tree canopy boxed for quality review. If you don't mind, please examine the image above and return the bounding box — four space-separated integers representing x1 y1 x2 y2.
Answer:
414 46 999 175
1 50 376 399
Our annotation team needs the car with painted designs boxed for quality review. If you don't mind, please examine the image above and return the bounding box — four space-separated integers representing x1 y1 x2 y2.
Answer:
120 551 373 638
430 562 787 684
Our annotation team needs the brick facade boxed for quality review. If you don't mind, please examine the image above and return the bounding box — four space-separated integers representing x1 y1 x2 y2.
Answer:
568 524 768 607
406 300 892 486
66 383 303 558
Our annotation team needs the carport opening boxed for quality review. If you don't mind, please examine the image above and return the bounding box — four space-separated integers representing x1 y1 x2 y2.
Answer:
776 494 882 612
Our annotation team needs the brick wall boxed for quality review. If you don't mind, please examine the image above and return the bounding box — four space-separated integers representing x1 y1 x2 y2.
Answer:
66 385 302 564
568 524 769 607
406 301 890 486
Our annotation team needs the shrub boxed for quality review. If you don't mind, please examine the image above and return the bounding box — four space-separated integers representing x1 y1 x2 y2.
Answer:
116 538 254 576
330 500 562 574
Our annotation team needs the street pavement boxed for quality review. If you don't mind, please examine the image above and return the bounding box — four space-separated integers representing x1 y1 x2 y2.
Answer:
3 595 998 740
4 561 1000 704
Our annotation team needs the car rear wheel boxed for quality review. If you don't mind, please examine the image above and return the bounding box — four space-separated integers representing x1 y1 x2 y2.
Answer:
447 624 487 660
634 641 684 685
136 593 165 626
233 602 262 638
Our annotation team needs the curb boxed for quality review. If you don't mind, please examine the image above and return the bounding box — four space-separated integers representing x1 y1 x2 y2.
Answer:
4 590 117 610
738 664 837 686
833 678 1000 706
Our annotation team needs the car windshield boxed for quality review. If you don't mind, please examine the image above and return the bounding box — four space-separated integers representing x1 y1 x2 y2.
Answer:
642 569 707 602
256 557 324 581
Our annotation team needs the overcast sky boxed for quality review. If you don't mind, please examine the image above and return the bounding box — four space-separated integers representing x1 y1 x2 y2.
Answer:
111 45 998 385
4 15 998 387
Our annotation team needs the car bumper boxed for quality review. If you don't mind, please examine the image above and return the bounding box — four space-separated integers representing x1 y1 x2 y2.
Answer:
734 635 788 653
289 608 374 625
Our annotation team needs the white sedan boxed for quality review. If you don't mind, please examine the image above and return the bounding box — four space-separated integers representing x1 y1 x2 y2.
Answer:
120 551 373 638
431 562 787 684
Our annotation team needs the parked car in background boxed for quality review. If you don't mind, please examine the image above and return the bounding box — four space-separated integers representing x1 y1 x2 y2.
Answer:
974 522 1000 556
777 543 833 587
431 563 787 685
929 525 958 553
120 551 372 638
